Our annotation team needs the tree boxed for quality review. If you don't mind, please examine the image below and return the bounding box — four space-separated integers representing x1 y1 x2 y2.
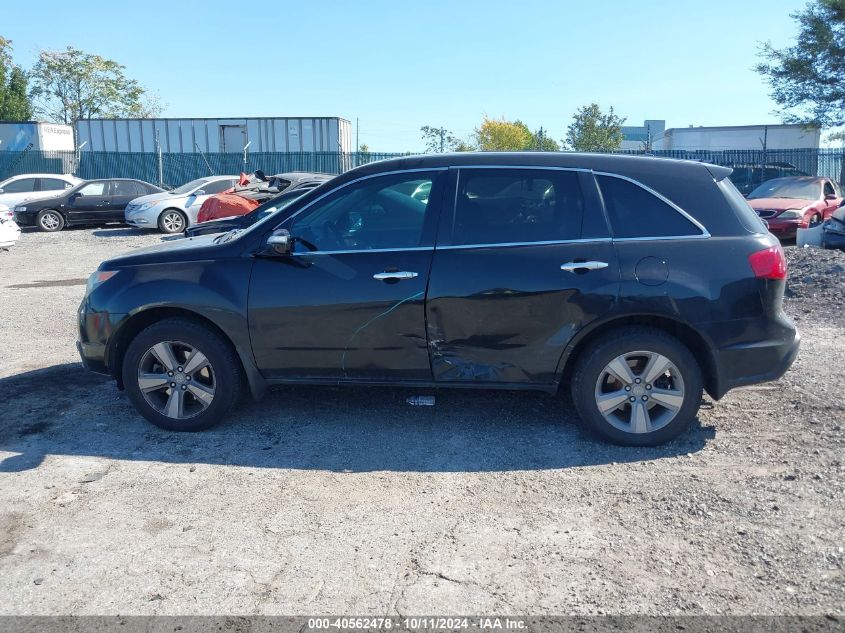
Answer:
474 116 534 151
564 103 626 152
30 46 161 127
0 37 33 121
757 0 845 126
532 127 560 151
420 125 472 152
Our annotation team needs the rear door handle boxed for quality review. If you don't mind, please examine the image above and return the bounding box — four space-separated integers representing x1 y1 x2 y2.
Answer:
560 261 609 272
373 271 419 281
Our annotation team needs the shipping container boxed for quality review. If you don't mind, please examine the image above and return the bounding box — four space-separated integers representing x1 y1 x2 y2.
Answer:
0 121 75 152
75 117 352 154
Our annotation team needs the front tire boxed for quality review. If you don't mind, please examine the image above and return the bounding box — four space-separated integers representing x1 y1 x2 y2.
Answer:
122 318 243 431
571 327 702 446
36 209 65 232
808 213 822 227
158 209 187 234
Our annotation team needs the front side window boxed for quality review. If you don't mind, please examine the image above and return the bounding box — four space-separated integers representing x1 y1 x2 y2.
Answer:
452 169 584 245
823 181 835 197
3 177 37 193
289 172 438 252
78 182 107 196
597 175 702 239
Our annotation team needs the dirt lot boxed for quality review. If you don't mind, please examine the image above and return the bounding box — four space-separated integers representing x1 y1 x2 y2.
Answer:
0 228 843 616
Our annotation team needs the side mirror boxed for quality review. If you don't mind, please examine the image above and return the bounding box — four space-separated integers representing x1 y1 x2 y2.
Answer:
267 228 293 255
0 188 4 194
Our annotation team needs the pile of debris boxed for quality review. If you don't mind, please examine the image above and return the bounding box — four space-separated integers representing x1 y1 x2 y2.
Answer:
784 245 845 326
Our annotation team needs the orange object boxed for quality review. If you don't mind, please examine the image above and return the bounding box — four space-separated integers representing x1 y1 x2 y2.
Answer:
197 192 260 223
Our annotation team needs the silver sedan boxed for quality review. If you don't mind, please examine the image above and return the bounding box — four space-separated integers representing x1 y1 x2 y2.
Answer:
125 176 238 234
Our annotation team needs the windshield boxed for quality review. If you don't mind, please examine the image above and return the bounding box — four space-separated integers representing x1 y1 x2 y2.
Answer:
748 179 820 200
170 178 210 195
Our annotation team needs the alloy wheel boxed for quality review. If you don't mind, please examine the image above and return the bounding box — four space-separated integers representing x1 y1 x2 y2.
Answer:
40 212 61 231
137 340 215 419
162 212 185 232
594 350 685 434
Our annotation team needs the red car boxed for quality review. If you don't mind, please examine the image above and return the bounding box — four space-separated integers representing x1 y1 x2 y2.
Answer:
747 176 843 239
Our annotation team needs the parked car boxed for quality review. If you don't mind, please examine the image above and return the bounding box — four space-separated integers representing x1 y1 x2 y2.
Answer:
0 207 20 248
124 175 238 234
14 179 164 232
0 173 82 209
747 176 842 239
78 153 799 446
726 163 808 197
195 171 332 224
184 188 313 238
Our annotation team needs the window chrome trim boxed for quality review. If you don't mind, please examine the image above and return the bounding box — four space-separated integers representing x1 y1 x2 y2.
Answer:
593 171 711 239
291 246 433 256
437 238 612 251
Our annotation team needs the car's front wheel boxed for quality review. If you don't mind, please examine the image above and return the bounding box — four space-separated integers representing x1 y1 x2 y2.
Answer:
36 209 65 232
122 318 243 431
571 327 702 446
158 209 187 234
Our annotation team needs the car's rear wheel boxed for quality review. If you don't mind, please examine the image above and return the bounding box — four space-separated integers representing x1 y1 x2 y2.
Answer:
571 327 702 446
158 209 187 234
122 318 242 431
36 209 65 232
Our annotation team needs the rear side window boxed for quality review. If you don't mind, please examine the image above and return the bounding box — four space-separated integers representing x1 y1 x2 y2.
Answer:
112 181 149 196
717 178 767 234
597 175 703 238
202 179 234 195
453 169 584 245
39 178 72 191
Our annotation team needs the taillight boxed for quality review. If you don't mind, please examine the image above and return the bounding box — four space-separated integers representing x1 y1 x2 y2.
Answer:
748 245 787 280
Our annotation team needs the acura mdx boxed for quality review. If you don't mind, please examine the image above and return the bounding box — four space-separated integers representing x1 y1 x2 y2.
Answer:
77 153 799 446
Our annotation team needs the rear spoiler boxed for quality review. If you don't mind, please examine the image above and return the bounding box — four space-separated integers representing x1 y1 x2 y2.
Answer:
705 164 733 182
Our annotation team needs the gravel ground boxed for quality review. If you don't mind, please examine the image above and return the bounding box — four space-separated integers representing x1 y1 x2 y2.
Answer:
0 228 843 616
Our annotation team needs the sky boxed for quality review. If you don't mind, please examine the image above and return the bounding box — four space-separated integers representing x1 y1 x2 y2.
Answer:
3 0 811 152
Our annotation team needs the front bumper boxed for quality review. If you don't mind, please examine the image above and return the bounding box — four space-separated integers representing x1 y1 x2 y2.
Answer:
13 211 35 227
77 299 127 377
765 217 803 239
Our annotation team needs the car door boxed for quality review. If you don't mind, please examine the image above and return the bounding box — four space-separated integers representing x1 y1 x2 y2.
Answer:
109 180 150 221
425 167 619 386
67 181 111 224
248 169 446 381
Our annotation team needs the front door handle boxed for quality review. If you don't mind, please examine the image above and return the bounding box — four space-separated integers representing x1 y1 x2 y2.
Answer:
373 271 419 281
560 261 609 272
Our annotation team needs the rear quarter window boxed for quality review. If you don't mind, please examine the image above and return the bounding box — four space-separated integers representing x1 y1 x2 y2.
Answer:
717 178 768 234
596 174 704 238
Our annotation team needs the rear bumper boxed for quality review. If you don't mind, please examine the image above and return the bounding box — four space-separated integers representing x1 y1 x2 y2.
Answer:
707 315 800 399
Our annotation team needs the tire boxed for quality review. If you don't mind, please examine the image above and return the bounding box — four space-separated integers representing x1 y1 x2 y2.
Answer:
36 209 65 232
571 327 703 446
122 318 243 431
809 213 822 227
158 209 187 234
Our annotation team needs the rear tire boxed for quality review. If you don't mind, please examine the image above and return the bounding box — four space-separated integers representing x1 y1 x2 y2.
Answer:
158 209 187 234
36 209 65 232
571 327 702 446
122 318 243 431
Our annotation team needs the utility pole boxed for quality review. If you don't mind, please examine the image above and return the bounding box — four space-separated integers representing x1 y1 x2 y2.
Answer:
356 118 359 153
537 127 545 150
155 130 163 187
760 125 768 184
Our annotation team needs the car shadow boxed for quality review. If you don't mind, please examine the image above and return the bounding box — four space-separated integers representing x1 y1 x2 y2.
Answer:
90 227 158 237
0 363 714 473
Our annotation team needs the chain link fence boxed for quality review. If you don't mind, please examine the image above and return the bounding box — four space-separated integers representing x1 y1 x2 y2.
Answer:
1 147 844 189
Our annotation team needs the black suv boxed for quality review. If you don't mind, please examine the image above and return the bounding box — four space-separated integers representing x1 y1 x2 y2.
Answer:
77 153 799 446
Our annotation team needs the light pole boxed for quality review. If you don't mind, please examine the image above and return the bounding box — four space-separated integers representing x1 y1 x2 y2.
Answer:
243 141 251 172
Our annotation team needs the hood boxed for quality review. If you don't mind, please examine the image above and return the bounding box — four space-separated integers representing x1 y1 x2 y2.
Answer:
129 191 185 205
748 197 813 211
102 233 223 268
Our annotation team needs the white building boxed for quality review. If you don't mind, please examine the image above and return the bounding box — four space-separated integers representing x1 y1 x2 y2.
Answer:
658 124 820 151
620 120 666 151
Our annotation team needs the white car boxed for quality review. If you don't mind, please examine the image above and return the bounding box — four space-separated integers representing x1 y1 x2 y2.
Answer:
0 207 21 249
0 173 82 209
125 175 238 234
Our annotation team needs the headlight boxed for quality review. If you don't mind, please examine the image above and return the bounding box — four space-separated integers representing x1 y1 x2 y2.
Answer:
136 201 161 212
85 270 118 295
778 209 804 219
14 206 26 212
